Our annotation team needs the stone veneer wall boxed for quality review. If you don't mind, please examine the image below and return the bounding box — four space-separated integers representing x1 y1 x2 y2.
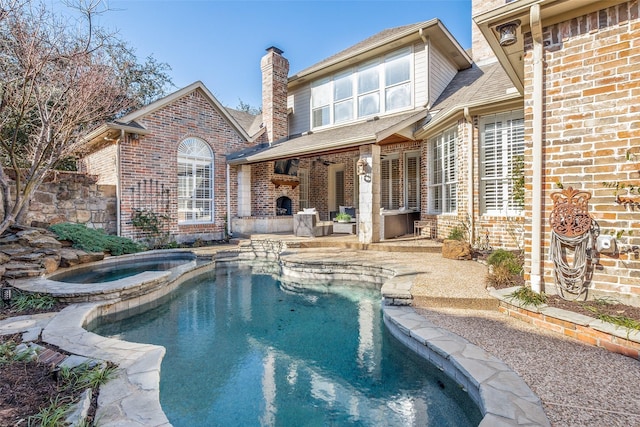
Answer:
22 172 116 233
522 1 640 303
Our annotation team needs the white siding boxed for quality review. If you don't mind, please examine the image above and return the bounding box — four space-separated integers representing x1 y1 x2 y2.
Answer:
412 40 428 108
288 84 311 135
429 46 458 106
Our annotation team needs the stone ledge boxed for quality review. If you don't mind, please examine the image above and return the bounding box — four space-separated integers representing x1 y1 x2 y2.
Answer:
383 305 550 426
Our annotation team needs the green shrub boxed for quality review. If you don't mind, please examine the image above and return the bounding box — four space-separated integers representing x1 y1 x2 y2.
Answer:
487 249 523 275
12 292 56 311
486 264 520 288
508 286 547 307
49 223 143 256
447 226 466 241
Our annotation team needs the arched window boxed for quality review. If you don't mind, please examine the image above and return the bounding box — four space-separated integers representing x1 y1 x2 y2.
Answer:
177 137 213 223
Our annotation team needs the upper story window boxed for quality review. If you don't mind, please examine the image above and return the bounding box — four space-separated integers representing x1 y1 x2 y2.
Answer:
177 137 214 224
310 48 412 129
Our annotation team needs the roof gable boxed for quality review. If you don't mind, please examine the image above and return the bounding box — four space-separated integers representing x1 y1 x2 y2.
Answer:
120 81 251 141
289 19 472 89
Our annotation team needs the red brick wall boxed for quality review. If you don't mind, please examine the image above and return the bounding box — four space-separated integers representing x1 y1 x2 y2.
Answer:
522 1 640 303
82 144 118 185
87 89 253 243
261 48 290 143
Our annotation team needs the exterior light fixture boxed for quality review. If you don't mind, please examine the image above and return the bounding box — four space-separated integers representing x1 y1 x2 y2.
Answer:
356 158 368 176
496 20 521 47
1 282 12 306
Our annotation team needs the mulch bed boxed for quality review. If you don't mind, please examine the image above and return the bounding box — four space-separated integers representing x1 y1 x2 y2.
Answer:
0 301 69 321
0 334 70 426
545 295 640 324
0 304 90 426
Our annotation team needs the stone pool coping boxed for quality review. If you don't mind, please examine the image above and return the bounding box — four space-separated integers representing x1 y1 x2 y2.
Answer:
3 246 550 426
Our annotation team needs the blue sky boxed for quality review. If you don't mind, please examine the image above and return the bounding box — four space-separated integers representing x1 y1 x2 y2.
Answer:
88 0 472 109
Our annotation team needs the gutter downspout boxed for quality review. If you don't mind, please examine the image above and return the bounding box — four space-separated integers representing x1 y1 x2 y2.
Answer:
464 107 475 246
530 4 543 293
419 29 431 108
226 163 232 237
117 130 123 237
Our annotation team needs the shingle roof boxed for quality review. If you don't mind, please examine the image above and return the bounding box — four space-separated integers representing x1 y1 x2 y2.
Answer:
294 21 426 76
226 108 263 138
414 61 522 138
228 109 427 164
430 62 516 112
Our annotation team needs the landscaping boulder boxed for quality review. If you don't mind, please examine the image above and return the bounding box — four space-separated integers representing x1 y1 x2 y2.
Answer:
442 239 473 260
59 249 81 268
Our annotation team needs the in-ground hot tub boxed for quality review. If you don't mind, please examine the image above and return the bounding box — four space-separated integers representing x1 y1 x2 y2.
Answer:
49 251 197 284
15 250 207 304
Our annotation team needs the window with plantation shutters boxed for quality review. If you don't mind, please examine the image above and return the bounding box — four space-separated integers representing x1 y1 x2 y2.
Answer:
405 152 420 210
298 169 309 210
177 137 213 223
480 111 524 215
428 128 457 214
381 156 400 209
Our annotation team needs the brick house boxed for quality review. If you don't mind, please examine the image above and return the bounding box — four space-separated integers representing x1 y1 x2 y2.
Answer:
81 82 264 243
80 0 639 306
474 0 640 304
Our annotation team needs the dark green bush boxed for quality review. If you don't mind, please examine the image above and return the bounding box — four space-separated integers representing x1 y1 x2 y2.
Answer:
49 223 143 255
447 226 466 241
487 249 522 275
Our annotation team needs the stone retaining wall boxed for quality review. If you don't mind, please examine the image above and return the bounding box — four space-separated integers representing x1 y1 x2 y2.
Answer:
10 171 117 233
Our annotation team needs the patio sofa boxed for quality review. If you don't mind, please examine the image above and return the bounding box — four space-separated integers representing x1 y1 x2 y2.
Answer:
293 209 333 237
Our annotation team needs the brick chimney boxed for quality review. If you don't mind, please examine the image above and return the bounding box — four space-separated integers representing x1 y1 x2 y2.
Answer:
471 0 503 65
261 46 289 144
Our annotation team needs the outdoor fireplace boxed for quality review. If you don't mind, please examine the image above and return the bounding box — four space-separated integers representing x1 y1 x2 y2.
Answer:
276 196 292 216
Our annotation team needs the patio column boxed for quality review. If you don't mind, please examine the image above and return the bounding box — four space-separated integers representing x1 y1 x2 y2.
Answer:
358 145 380 244
237 164 252 217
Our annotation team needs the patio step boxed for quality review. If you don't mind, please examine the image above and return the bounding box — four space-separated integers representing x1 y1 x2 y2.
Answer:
412 295 499 311
296 240 442 253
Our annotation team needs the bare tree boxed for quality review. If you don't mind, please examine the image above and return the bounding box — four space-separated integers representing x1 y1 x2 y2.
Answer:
0 0 170 234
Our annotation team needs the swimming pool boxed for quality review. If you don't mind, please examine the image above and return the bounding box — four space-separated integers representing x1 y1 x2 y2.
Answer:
93 264 482 426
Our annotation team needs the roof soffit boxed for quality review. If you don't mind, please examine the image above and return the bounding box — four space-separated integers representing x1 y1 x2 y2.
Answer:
228 109 427 164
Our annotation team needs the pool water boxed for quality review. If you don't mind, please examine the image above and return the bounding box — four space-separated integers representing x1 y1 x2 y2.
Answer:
94 265 482 426
52 257 193 283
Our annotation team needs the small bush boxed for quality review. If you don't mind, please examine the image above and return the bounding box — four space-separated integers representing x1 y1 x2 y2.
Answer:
487 264 522 289
49 223 143 256
487 249 522 275
447 226 466 241
12 292 56 312
508 286 547 307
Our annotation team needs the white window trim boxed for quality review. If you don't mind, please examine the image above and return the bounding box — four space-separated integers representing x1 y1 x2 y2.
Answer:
309 47 414 130
404 151 420 211
177 137 214 224
428 127 457 215
380 154 401 210
479 110 525 217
